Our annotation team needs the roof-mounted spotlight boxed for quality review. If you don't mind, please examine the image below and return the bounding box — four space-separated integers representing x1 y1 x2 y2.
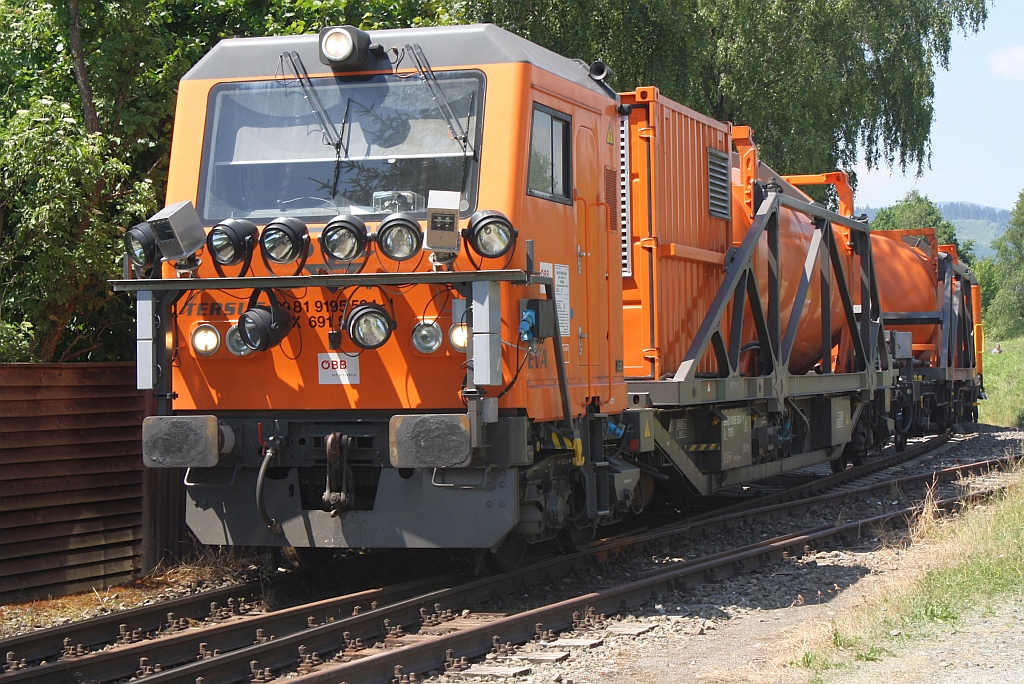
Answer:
125 222 158 275
207 218 257 276
260 217 310 276
318 26 375 69
320 215 368 263
465 210 517 259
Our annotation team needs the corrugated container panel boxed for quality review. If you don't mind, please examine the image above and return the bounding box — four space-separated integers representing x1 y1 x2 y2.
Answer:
619 88 731 379
0 363 162 604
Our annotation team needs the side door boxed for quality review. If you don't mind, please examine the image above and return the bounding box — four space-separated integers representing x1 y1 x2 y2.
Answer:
526 102 589 401
574 124 599 396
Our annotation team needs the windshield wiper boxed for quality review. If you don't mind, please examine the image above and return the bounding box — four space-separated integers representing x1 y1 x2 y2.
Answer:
281 51 352 197
407 43 473 155
281 51 343 147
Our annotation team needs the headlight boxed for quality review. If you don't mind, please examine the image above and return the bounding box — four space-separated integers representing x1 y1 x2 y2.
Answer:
466 210 517 259
191 323 221 357
448 322 469 353
317 25 371 69
321 27 355 62
260 217 309 264
208 218 257 266
412 320 443 353
347 304 393 350
320 215 367 262
225 324 253 357
125 222 157 269
376 213 422 261
238 305 292 351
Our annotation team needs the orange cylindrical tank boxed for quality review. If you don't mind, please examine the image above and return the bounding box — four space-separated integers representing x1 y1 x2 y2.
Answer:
730 185 853 375
871 233 940 364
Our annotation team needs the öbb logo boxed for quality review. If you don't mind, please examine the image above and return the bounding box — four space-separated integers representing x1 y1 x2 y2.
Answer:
321 359 348 370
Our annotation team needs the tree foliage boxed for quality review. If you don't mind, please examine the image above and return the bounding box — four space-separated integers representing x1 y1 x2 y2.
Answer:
0 0 991 361
871 189 975 264
464 0 987 176
984 189 1024 340
0 0 441 362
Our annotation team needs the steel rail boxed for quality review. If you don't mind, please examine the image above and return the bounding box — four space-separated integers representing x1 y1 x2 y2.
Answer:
0 576 453 683
1 432 978 684
0 581 261 667
281 486 1004 684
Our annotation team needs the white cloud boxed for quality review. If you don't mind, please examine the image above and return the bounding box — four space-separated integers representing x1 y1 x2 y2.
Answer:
989 45 1024 81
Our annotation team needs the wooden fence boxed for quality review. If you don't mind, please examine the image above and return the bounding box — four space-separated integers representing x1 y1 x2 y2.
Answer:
0 363 185 603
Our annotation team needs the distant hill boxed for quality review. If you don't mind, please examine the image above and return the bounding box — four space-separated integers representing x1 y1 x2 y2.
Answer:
854 201 1010 259
937 202 1010 224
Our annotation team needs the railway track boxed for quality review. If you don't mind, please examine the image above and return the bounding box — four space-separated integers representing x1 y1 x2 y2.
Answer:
1 432 1005 684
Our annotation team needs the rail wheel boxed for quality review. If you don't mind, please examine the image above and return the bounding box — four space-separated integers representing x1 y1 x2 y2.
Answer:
484 532 527 574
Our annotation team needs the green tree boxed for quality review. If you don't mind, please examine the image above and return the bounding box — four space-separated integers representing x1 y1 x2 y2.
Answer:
464 0 987 177
0 0 444 362
973 256 999 314
872 189 975 264
986 189 1024 339
0 99 155 361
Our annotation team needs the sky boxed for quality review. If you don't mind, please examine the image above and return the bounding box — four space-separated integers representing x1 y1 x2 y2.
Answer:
854 0 1024 211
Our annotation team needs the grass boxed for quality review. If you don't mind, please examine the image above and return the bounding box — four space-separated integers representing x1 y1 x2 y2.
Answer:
978 334 1024 427
790 464 1024 680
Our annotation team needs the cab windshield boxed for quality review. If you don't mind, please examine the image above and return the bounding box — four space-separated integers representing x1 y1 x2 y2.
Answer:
197 71 484 224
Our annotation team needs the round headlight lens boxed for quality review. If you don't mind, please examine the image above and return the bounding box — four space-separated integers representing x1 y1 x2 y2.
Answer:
411 320 443 354
260 217 308 264
475 222 514 257
348 305 393 350
191 324 221 357
127 234 148 266
125 222 157 268
207 219 257 268
262 227 296 263
209 228 236 264
322 28 354 61
225 324 253 357
321 216 367 262
376 213 422 261
448 322 469 353
467 210 517 259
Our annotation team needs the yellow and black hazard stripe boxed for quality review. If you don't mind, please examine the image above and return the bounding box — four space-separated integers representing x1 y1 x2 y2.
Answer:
549 431 585 466
682 443 720 452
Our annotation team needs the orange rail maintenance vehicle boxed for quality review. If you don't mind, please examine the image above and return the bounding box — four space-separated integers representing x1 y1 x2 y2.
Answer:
115 24 983 571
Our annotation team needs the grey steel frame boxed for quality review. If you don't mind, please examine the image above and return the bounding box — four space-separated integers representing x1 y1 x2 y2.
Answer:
628 190 893 410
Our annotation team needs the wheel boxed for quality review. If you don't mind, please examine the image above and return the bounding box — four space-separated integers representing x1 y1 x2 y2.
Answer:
484 533 527 574
829 457 846 474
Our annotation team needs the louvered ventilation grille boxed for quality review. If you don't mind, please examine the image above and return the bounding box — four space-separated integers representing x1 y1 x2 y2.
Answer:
620 117 633 276
707 147 731 221
604 167 617 233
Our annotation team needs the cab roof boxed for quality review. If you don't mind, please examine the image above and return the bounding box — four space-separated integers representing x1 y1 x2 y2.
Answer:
182 23 615 99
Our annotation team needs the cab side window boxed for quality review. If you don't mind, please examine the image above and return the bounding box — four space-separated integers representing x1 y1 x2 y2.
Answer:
527 104 571 203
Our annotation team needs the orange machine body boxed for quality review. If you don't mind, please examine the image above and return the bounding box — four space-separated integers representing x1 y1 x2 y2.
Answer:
125 24 981 555
163 56 626 419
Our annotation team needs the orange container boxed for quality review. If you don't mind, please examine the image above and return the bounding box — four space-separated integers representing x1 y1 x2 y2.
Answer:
619 88 732 379
620 88 854 379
